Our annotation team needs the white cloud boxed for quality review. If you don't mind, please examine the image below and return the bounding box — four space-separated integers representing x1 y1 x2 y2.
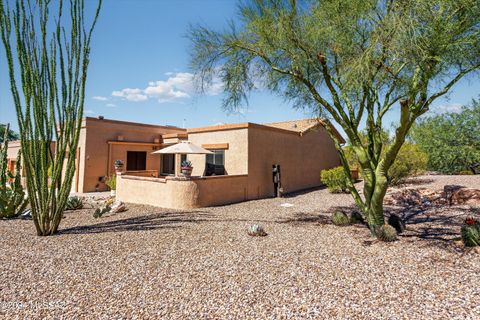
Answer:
112 88 148 102
111 72 223 103
92 96 108 101
84 109 95 115
106 103 116 107
432 103 463 114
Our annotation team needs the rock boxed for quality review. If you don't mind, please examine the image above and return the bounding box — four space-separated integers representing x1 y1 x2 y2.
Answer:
247 224 267 237
20 209 32 220
110 201 126 213
388 214 406 234
450 188 480 205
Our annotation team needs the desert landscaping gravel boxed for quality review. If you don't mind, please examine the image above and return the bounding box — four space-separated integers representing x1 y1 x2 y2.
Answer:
1 175 479 319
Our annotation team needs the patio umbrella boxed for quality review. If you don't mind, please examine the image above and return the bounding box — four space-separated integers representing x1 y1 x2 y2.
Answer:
152 141 213 155
152 141 213 177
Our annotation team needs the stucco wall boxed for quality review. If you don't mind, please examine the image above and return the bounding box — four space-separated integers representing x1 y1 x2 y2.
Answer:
79 117 185 192
247 125 341 198
187 128 248 176
116 174 249 209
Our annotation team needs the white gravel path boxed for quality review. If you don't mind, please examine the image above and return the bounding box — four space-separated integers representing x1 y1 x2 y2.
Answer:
1 175 479 319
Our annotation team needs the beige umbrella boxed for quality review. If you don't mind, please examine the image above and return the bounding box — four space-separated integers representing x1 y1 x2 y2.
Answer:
152 141 213 155
152 141 213 177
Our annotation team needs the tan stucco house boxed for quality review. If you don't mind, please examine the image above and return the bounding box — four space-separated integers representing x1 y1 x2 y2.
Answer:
7 116 344 209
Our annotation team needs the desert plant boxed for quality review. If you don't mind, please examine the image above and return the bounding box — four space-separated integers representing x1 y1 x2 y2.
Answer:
181 160 193 168
388 144 428 185
321 167 348 193
0 125 28 219
189 0 480 238
461 217 480 247
106 175 116 191
65 196 83 211
376 225 398 242
331 210 350 226
411 100 480 174
93 205 110 218
0 0 102 235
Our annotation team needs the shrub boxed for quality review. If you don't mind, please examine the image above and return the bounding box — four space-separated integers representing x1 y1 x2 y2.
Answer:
106 175 116 190
65 196 83 210
461 217 480 247
0 128 28 219
388 143 428 185
331 210 350 226
321 167 348 193
410 100 480 174
376 224 398 242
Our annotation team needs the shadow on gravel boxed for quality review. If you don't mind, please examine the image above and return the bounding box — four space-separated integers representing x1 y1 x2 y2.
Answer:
277 211 332 225
59 211 215 235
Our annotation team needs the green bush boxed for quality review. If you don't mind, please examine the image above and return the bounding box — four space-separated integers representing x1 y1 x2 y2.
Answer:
106 174 116 190
331 210 350 226
321 167 348 193
388 143 428 185
410 100 480 174
0 128 28 219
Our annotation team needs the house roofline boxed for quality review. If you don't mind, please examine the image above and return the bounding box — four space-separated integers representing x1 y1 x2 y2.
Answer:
188 119 345 143
83 117 186 131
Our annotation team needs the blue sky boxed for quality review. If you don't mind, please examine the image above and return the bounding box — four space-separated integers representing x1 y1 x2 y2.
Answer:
1 0 479 133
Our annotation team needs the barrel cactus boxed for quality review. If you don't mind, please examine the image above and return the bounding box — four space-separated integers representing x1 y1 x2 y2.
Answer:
376 224 398 242
65 196 83 210
331 210 350 226
461 217 480 247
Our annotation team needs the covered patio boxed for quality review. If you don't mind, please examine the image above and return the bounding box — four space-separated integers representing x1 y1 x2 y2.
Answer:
116 141 250 209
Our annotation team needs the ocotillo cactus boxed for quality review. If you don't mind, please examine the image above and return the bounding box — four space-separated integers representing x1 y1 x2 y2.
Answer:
0 0 102 235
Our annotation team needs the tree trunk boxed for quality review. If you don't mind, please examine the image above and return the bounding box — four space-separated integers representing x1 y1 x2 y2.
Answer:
364 171 389 234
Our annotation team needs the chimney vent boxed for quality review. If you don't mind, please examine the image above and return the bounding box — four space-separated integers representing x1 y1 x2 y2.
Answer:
98 115 104 120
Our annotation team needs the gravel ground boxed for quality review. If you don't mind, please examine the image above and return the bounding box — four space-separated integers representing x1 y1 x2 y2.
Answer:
1 175 480 319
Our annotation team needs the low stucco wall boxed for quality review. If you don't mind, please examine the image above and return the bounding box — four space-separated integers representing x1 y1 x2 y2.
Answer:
116 174 249 209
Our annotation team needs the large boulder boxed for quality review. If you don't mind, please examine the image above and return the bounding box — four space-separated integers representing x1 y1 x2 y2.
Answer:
445 186 480 205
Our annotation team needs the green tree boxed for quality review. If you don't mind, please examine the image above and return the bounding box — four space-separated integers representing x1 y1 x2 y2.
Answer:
189 0 480 236
0 123 19 142
0 0 102 235
411 100 480 174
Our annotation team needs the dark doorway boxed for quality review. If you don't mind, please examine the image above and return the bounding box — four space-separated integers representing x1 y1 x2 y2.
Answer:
127 151 147 171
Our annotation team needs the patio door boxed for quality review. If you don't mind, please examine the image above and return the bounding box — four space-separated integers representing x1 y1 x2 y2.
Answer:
161 154 175 175
161 154 187 175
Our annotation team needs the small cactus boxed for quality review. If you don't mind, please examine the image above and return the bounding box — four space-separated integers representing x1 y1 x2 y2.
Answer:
376 224 398 242
65 196 83 210
461 217 480 247
331 210 350 226
93 205 110 218
247 224 267 236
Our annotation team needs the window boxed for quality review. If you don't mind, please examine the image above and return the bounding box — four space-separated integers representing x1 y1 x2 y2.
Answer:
206 150 225 165
205 150 225 176
126 151 147 171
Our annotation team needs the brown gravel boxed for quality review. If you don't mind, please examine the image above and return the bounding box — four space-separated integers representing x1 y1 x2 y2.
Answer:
1 175 480 319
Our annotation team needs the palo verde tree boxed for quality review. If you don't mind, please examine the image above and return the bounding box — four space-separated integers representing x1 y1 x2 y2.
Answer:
0 0 102 235
189 0 480 236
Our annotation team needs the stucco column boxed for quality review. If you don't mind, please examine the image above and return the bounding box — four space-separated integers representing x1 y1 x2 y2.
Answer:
174 153 181 177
